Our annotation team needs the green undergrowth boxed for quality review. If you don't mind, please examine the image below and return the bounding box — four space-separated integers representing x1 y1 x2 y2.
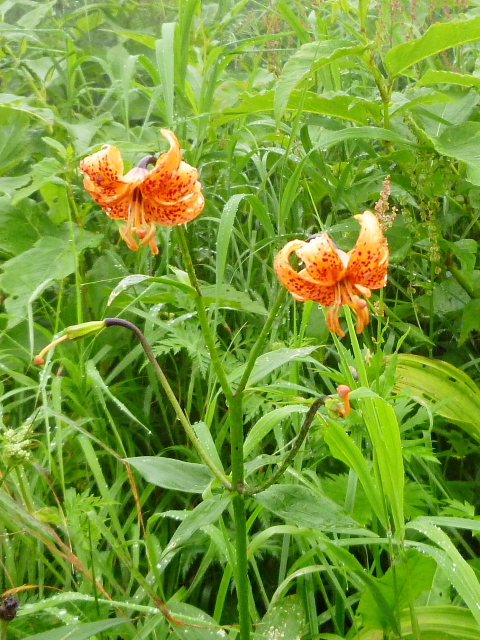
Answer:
2 1 480 639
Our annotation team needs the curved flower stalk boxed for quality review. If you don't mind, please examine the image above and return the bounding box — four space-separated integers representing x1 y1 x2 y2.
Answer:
274 211 389 336
80 129 205 255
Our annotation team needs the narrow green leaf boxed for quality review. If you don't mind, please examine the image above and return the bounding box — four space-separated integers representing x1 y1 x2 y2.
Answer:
365 397 405 539
324 417 387 527
244 405 308 458
156 23 176 127
407 520 480 626
87 361 147 429
126 456 214 493
107 274 196 305
276 2 311 44
18 618 130 640
275 40 368 121
229 346 319 386
216 194 247 292
418 69 480 91
161 495 230 558
394 354 480 440
357 605 480 639
167 601 224 638
193 421 225 472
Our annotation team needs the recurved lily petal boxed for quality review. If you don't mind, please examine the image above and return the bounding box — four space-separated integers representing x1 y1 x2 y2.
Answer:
143 186 205 226
141 129 183 197
275 209 389 337
80 145 128 196
347 211 389 289
295 233 348 286
80 129 205 254
274 240 336 306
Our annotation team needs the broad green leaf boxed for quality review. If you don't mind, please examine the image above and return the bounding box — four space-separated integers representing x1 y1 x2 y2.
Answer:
461 299 480 344
0 196 58 255
385 16 480 77
0 108 30 174
12 157 64 204
357 606 480 640
357 549 436 631
75 10 105 34
14 617 130 640
255 596 305 640
161 495 230 558
275 40 368 121
40 182 70 224
254 484 361 530
418 69 480 91
433 122 480 184
244 405 308 458
17 1 55 28
0 231 102 327
0 175 30 195
394 354 480 440
126 456 214 493
229 346 319 386
215 90 382 126
313 126 416 150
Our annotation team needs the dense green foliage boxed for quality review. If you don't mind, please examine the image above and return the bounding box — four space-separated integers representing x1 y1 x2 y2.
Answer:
3 1 480 638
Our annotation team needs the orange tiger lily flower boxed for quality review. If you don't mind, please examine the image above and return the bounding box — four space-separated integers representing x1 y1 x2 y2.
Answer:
80 129 204 255
274 211 388 337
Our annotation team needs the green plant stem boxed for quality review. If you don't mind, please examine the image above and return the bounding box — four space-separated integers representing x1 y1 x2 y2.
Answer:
240 397 324 495
229 392 251 639
237 287 287 394
175 227 252 638
104 318 232 490
175 226 234 403
365 52 391 129
232 492 251 639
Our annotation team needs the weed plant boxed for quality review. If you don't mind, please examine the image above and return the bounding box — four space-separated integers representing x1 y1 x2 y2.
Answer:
2 1 480 639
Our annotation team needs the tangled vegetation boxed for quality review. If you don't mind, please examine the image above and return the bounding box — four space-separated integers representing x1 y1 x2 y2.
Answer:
2 1 480 639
